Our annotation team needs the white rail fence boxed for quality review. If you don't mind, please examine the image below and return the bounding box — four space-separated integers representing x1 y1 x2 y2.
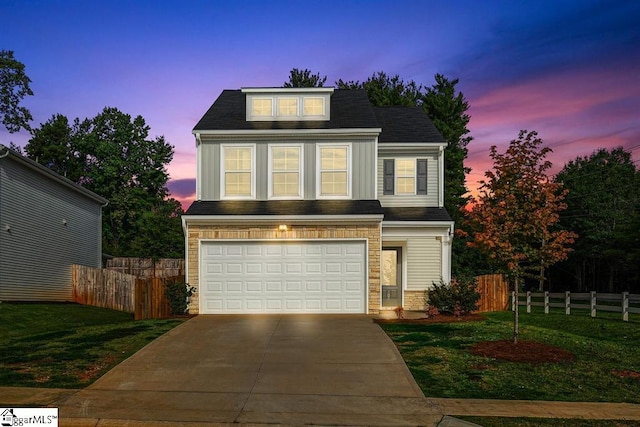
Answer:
512 291 640 322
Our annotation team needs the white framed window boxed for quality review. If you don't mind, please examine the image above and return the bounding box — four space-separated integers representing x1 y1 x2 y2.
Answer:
303 97 324 116
252 98 273 116
221 144 255 199
316 144 351 199
277 98 298 117
396 159 416 195
269 144 303 199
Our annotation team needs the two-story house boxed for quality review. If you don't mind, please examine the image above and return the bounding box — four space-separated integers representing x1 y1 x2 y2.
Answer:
182 87 453 314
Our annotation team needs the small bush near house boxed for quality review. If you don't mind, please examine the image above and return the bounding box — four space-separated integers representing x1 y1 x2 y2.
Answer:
164 280 196 315
426 277 480 315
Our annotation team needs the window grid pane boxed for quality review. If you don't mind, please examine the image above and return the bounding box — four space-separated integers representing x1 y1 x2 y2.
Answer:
273 172 299 196
278 98 298 116
303 98 323 115
319 146 348 196
224 147 252 196
320 147 347 170
252 98 272 116
320 172 347 195
396 177 415 194
396 159 416 194
271 147 300 197
225 172 251 196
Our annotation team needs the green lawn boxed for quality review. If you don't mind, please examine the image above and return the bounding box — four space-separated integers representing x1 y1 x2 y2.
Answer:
378 311 640 402
0 302 184 388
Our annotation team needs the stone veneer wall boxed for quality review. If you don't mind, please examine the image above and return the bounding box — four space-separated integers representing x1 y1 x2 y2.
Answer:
404 290 427 311
186 223 382 314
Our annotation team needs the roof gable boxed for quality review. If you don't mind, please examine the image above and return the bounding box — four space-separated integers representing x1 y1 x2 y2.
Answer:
374 106 445 143
0 145 108 204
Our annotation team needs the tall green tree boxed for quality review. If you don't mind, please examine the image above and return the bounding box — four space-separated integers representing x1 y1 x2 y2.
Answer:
336 71 422 106
26 107 184 258
553 147 640 292
467 130 576 342
284 68 327 88
0 50 33 133
24 114 86 180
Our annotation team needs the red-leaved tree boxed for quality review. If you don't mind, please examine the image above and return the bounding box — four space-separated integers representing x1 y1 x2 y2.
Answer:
467 130 576 343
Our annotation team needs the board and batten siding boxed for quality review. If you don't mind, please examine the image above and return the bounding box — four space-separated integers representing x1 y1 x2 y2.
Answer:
0 156 103 301
377 151 439 207
197 138 376 200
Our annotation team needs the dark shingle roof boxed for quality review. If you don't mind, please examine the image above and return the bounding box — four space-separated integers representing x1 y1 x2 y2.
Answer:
382 207 452 222
184 200 452 222
193 89 379 131
374 107 445 143
185 200 384 216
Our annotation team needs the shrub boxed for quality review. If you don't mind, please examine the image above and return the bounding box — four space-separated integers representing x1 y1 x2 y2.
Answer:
426 277 480 316
164 280 196 315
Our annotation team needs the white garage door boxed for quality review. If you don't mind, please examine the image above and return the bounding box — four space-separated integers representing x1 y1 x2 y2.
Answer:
200 240 366 314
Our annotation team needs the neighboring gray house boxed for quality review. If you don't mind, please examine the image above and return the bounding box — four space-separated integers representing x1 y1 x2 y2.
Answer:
0 145 108 301
182 87 454 314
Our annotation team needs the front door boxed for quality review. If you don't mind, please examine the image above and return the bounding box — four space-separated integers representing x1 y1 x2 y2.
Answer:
381 247 402 307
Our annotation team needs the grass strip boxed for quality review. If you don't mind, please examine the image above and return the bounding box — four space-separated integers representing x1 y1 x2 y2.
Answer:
0 302 184 388
379 311 640 402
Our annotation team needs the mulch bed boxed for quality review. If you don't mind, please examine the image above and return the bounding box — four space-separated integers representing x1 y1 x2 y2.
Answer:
375 313 486 324
377 314 578 365
469 340 576 365
613 370 640 380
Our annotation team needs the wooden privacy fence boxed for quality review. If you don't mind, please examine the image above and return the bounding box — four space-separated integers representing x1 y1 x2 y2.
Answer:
106 257 184 278
475 274 509 313
72 265 181 320
73 264 136 313
513 291 640 322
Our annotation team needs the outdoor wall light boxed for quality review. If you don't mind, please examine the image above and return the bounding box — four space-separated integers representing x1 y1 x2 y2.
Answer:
5 224 10 232
278 224 288 232
62 219 68 226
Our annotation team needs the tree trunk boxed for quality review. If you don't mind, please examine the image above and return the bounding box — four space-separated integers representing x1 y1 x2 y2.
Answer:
513 277 519 344
538 264 545 291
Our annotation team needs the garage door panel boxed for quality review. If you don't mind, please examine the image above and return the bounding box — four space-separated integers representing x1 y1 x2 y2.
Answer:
246 263 262 274
200 241 366 314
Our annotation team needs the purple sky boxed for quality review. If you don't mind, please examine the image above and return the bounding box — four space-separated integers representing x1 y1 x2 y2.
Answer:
1 0 638 207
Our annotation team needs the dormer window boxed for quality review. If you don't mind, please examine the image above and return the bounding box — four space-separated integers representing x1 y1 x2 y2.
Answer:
303 97 324 116
278 98 298 116
252 98 273 116
243 88 333 121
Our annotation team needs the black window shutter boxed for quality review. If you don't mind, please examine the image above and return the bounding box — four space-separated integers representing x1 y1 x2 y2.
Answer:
383 159 394 195
417 159 427 195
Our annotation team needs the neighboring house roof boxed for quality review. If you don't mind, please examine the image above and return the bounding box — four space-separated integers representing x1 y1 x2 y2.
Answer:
373 107 445 143
193 89 379 131
0 145 108 205
382 207 453 222
184 200 385 216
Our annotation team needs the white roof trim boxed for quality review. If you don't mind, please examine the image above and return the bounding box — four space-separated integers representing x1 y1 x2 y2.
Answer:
183 214 383 225
193 128 382 137
378 142 448 148
241 87 334 94
383 221 454 228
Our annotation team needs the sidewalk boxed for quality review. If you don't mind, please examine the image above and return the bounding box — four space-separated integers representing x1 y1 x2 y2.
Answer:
2 387 640 425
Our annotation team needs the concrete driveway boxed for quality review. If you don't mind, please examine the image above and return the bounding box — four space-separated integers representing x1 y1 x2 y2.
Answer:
60 315 446 426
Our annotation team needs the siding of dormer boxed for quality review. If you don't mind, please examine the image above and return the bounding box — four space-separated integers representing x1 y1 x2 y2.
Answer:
198 137 377 201
377 150 439 207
